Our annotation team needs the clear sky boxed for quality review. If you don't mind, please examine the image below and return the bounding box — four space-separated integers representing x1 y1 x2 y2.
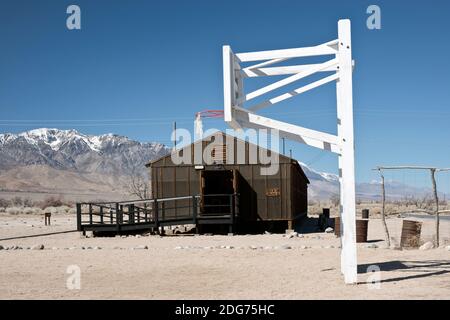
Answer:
1 0 450 186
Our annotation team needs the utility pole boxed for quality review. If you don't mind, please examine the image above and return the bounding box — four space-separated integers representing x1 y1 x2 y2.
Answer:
173 121 177 149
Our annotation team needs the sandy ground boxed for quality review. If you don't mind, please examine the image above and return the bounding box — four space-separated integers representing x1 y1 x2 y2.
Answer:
0 214 449 299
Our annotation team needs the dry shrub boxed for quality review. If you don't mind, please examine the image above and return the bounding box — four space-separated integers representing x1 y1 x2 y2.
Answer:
0 198 10 208
39 196 64 209
6 207 21 215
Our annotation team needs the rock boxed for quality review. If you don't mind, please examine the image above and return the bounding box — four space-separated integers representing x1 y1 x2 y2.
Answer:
419 241 434 250
0 245 4 250
134 245 148 250
445 245 450 251
135 235 141 238
325 227 334 233
300 245 309 249
225 246 234 249
174 246 183 250
365 244 378 249
280 244 292 250
31 244 44 250
121 235 127 238
249 245 258 250
324 245 332 249
264 231 272 235
51 247 58 250
263 246 272 250
93 246 101 250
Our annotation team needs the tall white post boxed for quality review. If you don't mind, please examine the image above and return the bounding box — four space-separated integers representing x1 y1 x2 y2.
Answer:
336 19 357 284
222 19 358 284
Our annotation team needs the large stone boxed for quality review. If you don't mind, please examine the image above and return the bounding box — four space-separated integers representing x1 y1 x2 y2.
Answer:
31 244 45 250
134 245 148 250
280 244 292 250
325 227 334 233
419 241 434 250
0 245 4 250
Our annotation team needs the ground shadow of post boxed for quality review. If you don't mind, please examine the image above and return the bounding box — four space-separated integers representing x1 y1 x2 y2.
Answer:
358 260 450 284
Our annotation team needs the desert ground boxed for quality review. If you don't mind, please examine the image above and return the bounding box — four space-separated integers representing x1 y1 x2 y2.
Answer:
0 212 449 299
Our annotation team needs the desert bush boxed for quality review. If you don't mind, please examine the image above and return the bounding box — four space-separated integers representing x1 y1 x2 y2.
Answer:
6 207 21 215
22 198 34 207
0 198 10 208
11 196 23 206
59 205 71 214
43 206 59 214
39 196 64 209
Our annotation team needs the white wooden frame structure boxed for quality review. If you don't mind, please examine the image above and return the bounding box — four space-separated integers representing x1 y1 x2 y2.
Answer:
223 19 357 284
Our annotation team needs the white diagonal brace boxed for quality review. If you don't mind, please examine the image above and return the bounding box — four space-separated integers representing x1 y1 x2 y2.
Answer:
236 41 338 62
242 58 338 103
249 73 339 112
243 58 290 74
233 109 341 154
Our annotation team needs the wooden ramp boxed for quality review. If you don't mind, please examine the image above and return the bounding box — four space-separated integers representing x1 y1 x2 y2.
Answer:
76 194 238 235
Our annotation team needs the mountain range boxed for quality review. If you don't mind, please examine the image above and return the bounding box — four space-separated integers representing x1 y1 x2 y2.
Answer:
0 128 440 202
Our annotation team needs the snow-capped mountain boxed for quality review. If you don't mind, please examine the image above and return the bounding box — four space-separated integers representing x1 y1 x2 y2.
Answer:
0 128 170 175
0 128 443 201
298 161 445 201
297 162 340 200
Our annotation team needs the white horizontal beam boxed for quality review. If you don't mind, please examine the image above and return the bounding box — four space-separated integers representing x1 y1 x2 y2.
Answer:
236 41 338 62
243 58 338 103
233 109 341 154
249 73 339 112
241 60 354 78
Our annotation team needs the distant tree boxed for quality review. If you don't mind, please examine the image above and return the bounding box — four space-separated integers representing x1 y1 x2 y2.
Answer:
127 165 150 200
40 196 64 209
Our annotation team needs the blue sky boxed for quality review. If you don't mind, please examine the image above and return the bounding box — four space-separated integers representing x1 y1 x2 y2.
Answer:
1 0 450 186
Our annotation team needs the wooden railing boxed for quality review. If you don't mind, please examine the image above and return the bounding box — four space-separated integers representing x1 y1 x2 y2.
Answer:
76 194 238 233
